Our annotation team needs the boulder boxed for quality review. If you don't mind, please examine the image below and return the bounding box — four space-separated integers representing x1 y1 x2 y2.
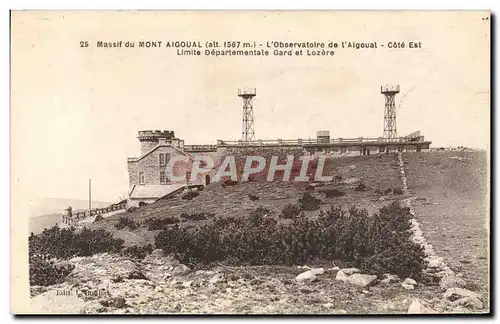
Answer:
346 274 377 287
453 297 483 310
407 299 436 314
310 268 325 275
443 288 482 302
335 270 350 282
403 278 417 286
208 274 224 285
171 264 191 277
401 283 415 290
380 273 400 285
439 275 467 289
428 257 446 269
339 268 360 276
296 270 316 283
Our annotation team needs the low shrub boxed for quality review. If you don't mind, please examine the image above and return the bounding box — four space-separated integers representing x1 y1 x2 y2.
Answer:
121 244 153 260
393 188 404 195
221 179 238 188
180 212 214 221
144 217 179 230
114 216 139 230
29 254 75 286
93 215 104 223
250 206 272 219
305 184 315 191
154 201 426 278
29 226 125 286
323 189 345 198
182 191 200 201
29 226 124 260
248 194 259 201
127 206 138 213
280 203 301 219
354 182 367 191
298 192 323 211
334 175 343 182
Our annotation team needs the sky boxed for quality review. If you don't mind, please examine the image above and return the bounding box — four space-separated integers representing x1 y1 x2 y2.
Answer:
11 11 490 202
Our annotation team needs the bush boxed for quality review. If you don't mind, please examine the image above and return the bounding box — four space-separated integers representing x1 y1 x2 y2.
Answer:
29 226 124 260
114 216 139 230
154 201 426 278
298 192 323 211
121 244 153 260
29 226 125 285
323 189 345 198
280 203 301 219
221 179 238 188
249 206 272 218
354 182 367 191
93 215 104 223
29 254 75 286
180 212 214 221
182 191 200 201
393 188 404 195
144 217 179 230
248 194 259 201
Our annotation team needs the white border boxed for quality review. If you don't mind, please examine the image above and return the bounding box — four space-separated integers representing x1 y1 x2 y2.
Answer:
3 1 497 323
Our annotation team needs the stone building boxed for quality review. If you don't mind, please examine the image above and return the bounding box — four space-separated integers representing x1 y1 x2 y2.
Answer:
126 130 213 207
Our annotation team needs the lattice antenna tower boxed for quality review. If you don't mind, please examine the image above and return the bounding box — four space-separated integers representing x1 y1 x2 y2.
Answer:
238 88 256 142
381 84 400 140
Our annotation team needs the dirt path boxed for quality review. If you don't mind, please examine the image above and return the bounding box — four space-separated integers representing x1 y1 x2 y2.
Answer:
403 151 489 307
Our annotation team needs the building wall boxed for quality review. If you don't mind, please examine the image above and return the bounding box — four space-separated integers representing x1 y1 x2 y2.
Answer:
140 140 159 156
128 146 214 187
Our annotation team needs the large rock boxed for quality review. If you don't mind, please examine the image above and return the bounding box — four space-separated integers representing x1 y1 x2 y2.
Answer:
338 268 360 276
295 270 316 283
403 278 417 286
335 270 350 282
453 297 484 310
443 288 482 302
401 283 415 290
171 264 191 277
310 268 325 275
428 257 446 269
380 273 400 285
439 275 467 289
407 299 436 314
345 274 377 287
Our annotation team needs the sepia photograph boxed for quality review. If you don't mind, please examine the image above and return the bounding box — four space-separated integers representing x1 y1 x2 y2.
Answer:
10 10 490 315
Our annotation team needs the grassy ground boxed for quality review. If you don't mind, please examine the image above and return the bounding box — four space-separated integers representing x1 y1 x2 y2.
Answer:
403 151 489 304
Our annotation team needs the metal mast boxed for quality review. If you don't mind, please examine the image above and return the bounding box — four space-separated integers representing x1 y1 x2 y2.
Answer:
238 88 256 142
381 84 400 140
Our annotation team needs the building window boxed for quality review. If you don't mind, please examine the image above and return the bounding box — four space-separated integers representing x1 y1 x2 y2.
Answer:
159 153 171 166
160 171 166 183
139 172 145 185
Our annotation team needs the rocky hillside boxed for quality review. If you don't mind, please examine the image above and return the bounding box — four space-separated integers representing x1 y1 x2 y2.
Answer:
30 251 486 314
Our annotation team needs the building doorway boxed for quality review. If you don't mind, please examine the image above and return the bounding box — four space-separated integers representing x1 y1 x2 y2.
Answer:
205 175 211 185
